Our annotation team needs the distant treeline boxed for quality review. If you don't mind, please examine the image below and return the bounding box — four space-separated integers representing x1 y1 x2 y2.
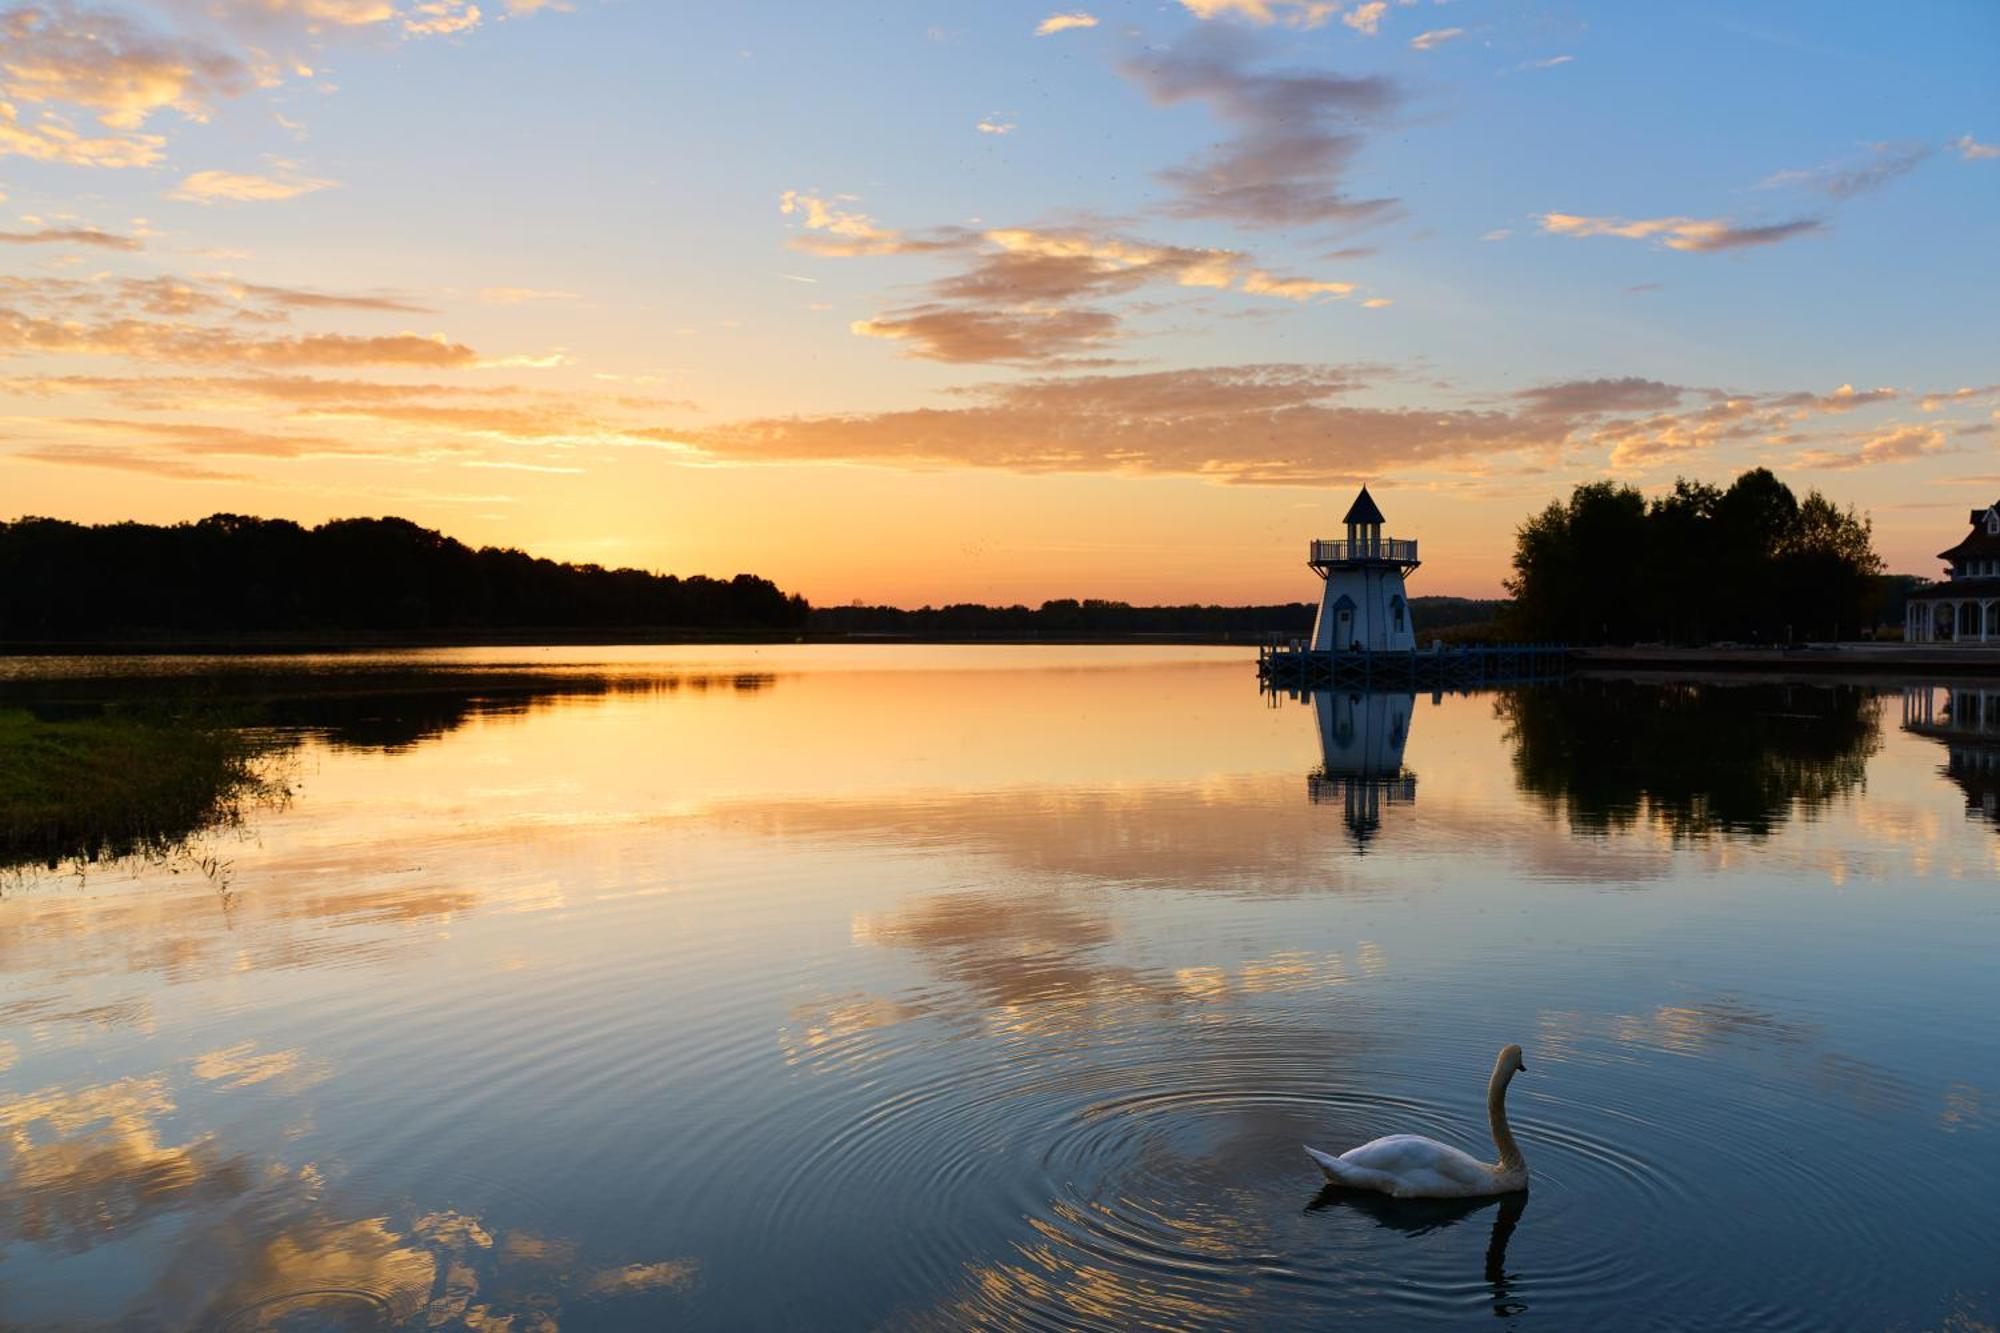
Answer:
1507 469 1884 645
0 514 808 638
808 596 1506 639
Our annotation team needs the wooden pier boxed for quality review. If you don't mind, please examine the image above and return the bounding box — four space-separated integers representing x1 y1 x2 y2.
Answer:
1257 640 1571 690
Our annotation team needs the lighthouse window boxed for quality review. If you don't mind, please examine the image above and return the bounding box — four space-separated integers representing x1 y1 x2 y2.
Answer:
1390 596 1405 631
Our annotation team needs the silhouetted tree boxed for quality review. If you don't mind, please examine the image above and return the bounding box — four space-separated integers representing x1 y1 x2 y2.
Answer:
1506 470 1880 644
0 514 809 638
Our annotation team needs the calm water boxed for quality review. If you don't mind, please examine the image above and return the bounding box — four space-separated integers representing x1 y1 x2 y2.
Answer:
1 647 1996 1331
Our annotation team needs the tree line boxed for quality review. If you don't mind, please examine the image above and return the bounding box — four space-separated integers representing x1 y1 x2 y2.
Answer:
0 514 809 638
1506 469 1884 644
806 596 1504 639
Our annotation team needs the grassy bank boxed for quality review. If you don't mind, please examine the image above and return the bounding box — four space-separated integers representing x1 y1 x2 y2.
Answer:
0 708 279 871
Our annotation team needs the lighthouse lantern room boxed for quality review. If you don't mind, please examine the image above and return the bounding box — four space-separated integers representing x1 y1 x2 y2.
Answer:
1308 487 1421 652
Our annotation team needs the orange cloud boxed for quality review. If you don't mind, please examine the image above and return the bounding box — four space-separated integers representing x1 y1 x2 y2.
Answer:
1537 211 1822 252
170 169 338 203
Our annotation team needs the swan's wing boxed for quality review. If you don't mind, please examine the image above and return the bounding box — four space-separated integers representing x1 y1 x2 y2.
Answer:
1338 1135 1494 1189
1304 1145 1402 1193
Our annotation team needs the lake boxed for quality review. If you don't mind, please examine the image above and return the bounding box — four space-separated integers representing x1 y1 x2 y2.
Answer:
1 647 1995 1330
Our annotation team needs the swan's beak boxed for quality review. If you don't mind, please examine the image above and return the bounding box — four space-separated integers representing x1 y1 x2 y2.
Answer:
1518 1057 1528 1071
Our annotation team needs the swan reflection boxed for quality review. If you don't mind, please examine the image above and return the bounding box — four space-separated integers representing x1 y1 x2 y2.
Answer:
1307 1186 1529 1317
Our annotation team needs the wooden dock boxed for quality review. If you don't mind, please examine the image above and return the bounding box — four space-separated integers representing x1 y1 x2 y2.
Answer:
1257 641 1571 690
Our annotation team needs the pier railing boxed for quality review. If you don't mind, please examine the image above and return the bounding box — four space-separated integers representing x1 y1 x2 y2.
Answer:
1258 641 1570 690
1310 537 1419 565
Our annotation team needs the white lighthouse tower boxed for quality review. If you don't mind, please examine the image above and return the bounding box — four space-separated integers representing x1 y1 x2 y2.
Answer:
1309 487 1421 652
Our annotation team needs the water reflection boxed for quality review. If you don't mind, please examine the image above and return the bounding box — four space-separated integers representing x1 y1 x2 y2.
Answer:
0 1060 702 1328
2 650 1997 1329
1307 690 1418 848
1899 683 2000 830
1498 679 1880 839
1307 1188 1529 1318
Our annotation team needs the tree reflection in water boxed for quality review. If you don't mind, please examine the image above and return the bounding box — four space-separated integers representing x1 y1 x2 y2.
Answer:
1497 680 1880 839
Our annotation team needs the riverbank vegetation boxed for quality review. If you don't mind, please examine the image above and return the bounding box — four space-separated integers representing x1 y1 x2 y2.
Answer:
807 596 1505 640
1506 469 1883 644
0 708 282 871
0 514 808 639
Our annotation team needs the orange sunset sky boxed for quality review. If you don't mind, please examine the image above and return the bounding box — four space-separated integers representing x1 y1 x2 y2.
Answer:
1 1 1996 604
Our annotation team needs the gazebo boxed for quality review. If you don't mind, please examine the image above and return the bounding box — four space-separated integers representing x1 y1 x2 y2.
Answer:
1906 501 2000 643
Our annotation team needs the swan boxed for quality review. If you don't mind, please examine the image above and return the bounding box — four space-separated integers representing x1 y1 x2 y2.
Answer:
1305 1044 1530 1199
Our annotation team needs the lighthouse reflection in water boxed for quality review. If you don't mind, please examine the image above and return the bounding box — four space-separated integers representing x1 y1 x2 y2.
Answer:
1308 689 1419 847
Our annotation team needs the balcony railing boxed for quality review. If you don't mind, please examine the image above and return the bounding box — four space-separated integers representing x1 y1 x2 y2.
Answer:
1310 537 1419 565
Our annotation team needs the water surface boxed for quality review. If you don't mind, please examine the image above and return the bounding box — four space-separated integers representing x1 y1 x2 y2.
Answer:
1 648 1995 1330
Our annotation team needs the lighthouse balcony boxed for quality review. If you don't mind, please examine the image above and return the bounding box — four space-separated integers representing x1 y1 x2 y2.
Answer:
1309 537 1419 566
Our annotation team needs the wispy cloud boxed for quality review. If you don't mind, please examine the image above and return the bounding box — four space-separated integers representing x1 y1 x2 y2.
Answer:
1034 11 1097 36
1119 28 1399 229
0 3 253 130
0 224 139 249
1409 27 1464 51
1177 0 1337 27
1761 141 1930 199
976 118 1015 135
478 287 578 305
170 168 337 203
1537 211 1821 252
1794 424 1948 470
1341 2 1387 36
1955 134 1998 161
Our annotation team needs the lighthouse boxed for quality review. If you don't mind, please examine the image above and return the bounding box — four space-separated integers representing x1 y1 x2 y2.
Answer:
1309 487 1421 652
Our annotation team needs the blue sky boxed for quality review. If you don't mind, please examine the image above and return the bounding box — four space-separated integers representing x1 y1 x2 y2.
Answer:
1 0 1995 600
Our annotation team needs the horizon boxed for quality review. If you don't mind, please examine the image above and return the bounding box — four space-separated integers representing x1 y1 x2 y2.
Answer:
1 1 1995 602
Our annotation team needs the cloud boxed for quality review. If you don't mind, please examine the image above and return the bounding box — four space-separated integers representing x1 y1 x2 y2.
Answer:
16 443 242 478
232 282 433 313
477 286 577 305
0 2 253 129
1513 377 1688 416
777 189 955 257
1409 27 1463 50
402 0 480 36
0 100 163 165
1361 297 1391 308
682 363 1571 483
975 118 1015 135
850 305 1120 364
1783 382 1897 414
1537 211 1822 252
1794 424 1948 470
780 197 1372 361
1761 141 1930 199
1341 2 1387 36
1119 28 1400 229
1920 384 2000 412
0 224 139 249
0 306 479 366
1955 134 1999 161
1239 270 1354 300
1034 11 1097 36
169 168 337 202
1177 0 1337 26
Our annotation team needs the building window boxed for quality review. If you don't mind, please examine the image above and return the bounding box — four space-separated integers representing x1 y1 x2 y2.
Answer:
1390 596 1405 631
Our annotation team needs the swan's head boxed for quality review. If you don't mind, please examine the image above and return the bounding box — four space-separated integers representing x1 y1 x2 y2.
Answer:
1497 1043 1527 1074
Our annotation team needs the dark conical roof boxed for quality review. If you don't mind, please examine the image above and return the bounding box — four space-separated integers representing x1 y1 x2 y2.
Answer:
1342 487 1385 525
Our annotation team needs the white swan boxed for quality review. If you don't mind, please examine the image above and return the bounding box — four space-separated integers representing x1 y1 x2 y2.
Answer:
1305 1044 1530 1199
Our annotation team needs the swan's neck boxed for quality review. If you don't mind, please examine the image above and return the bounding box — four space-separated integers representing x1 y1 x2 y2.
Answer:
1487 1060 1525 1174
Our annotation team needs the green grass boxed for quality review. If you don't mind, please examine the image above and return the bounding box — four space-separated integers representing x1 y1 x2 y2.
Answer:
0 708 281 872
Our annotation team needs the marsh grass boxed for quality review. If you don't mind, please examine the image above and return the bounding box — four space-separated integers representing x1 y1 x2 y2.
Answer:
0 706 288 873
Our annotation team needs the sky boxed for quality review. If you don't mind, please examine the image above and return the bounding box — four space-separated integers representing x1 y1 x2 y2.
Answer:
0 0 1995 605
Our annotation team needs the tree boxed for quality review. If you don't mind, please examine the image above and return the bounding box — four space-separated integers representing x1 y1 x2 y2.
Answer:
1506 470 1883 645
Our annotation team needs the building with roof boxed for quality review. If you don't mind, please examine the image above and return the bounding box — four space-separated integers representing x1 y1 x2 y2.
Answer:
1308 487 1420 652
1905 502 2000 642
